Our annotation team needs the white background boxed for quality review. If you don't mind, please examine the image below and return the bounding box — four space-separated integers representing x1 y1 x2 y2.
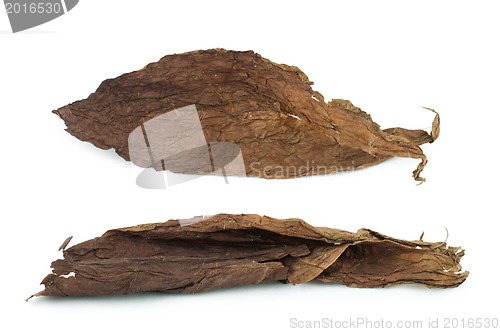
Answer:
1 1 499 331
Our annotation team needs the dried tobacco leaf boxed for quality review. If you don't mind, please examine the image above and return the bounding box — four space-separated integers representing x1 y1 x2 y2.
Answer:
30 214 467 299
53 49 440 183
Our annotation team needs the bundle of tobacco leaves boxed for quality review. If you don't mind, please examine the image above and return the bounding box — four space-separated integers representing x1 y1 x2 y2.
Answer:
53 49 439 182
30 214 467 299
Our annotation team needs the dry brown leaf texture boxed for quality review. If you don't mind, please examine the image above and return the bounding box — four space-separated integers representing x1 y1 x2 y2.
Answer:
53 49 440 182
31 214 467 299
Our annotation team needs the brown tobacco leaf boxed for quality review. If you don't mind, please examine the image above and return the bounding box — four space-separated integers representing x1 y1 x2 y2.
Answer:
53 49 440 182
31 214 467 299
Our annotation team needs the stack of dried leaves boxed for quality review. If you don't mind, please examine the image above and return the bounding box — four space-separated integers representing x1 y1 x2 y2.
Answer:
30 214 467 299
54 49 439 182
